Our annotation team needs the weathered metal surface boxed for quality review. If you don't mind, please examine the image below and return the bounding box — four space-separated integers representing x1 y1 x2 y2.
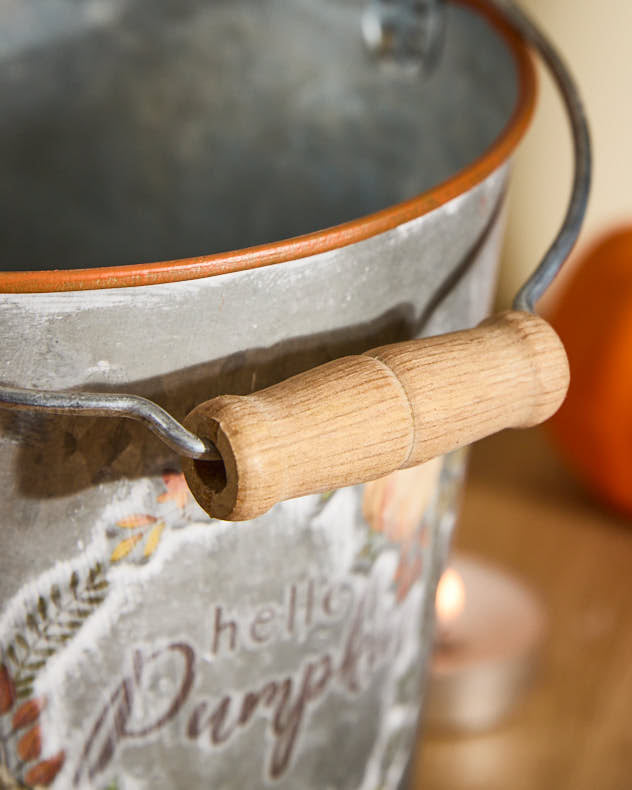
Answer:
0 1 520 787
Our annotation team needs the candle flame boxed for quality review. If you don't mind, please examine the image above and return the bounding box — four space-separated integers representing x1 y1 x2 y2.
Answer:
436 567 465 625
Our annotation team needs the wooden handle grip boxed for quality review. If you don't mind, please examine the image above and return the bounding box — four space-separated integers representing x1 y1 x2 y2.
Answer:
181 311 569 521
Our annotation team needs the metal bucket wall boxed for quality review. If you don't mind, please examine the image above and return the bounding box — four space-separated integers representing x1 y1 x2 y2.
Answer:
0 2 532 788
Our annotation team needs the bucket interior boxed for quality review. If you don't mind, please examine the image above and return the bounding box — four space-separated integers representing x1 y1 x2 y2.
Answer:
0 0 518 272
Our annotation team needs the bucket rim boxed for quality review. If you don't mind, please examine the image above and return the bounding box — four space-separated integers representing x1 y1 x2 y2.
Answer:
0 0 536 294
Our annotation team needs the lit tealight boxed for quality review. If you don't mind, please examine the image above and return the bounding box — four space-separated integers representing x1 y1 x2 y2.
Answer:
424 555 545 733
435 566 466 627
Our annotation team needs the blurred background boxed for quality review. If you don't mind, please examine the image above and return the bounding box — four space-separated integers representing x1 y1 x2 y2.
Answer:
415 1 632 788
498 0 632 306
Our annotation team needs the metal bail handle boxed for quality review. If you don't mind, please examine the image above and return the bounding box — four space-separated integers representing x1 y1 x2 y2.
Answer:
0 0 590 520
181 0 591 520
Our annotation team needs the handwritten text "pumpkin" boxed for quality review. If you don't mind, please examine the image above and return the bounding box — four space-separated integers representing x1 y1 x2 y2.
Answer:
73 575 412 785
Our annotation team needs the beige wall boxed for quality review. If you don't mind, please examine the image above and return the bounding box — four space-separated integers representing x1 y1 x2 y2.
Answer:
497 0 632 308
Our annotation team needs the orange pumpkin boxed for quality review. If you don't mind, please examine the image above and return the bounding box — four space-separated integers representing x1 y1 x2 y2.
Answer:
547 226 632 515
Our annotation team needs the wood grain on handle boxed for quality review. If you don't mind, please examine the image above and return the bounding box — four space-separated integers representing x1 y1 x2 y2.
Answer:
181 311 569 521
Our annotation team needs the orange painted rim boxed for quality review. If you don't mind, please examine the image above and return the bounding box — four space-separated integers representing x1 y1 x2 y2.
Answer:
1 0 536 294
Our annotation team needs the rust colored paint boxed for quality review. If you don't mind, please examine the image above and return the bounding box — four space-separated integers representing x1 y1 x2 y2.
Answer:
0 0 536 294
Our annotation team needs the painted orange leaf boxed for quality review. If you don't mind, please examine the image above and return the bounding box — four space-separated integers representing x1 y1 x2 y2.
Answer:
0 663 15 714
117 514 157 529
12 697 45 730
143 521 166 558
110 533 143 562
363 459 442 544
394 552 423 602
157 472 189 509
24 751 65 787
17 725 42 762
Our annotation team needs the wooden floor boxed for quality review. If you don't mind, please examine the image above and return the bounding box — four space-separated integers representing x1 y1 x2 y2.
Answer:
412 429 632 790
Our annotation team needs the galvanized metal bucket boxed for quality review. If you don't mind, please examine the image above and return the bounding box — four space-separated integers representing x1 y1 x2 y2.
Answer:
0 1 587 788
